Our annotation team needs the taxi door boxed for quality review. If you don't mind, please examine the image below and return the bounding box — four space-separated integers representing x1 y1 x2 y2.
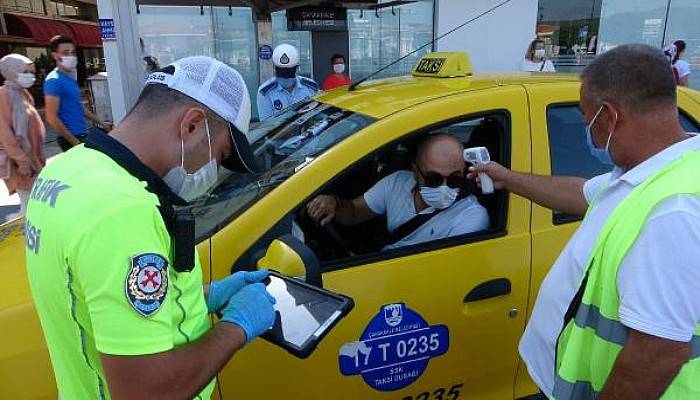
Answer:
515 82 588 398
213 86 533 400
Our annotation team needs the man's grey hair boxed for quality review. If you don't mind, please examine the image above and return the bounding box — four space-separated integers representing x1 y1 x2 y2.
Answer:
581 44 677 114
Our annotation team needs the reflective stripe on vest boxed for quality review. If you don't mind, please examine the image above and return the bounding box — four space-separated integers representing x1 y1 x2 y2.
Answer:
573 303 700 356
554 150 700 400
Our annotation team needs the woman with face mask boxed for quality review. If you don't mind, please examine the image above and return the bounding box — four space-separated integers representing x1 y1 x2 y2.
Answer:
0 54 46 221
522 39 556 72
322 53 352 91
671 40 691 87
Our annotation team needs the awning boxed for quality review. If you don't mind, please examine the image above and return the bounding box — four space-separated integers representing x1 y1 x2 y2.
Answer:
65 22 101 48
3 14 74 46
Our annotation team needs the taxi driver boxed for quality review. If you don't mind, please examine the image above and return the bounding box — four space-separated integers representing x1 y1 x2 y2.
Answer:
307 134 489 250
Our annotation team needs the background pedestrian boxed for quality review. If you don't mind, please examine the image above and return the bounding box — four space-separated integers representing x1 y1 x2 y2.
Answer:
672 40 692 87
522 38 555 72
322 53 352 90
0 54 45 221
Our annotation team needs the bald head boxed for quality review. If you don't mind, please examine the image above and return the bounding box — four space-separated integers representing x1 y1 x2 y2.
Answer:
414 134 464 175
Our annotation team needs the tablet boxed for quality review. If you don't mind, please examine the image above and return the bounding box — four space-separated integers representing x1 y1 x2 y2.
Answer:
261 271 354 359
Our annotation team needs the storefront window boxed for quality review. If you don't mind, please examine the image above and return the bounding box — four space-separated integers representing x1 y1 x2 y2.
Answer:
212 7 258 114
537 0 602 73
138 6 260 114
48 0 80 17
598 0 699 89
598 0 669 52
271 11 312 79
1 0 45 14
348 0 434 80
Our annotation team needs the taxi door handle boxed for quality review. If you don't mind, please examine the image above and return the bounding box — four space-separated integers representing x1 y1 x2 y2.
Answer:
463 278 511 302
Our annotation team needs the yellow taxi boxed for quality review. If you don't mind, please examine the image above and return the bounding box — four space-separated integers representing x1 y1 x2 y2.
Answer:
2 52 700 400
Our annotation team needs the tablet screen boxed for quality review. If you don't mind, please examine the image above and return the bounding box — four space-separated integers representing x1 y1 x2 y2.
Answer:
266 274 345 350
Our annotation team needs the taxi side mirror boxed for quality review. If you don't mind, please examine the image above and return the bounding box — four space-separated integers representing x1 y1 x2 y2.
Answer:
257 234 323 287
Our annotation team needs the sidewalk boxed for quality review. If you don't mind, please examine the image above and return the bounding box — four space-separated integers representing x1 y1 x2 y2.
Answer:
1 111 63 222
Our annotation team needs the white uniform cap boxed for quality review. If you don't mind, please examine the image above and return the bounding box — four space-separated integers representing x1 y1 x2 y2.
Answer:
146 56 258 172
272 44 300 68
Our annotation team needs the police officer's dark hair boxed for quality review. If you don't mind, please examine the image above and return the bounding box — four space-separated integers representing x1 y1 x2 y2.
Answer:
49 35 75 53
330 54 345 64
581 44 677 115
127 84 225 132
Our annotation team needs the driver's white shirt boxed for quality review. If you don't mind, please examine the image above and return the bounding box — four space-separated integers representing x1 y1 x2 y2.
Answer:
364 171 489 250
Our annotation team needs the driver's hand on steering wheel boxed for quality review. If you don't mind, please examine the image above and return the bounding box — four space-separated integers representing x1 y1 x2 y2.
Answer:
307 195 339 226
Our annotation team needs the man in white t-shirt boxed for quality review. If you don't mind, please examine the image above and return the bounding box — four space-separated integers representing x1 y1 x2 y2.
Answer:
307 134 489 250
472 44 700 399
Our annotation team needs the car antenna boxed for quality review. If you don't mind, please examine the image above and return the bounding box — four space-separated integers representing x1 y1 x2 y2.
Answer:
348 0 515 92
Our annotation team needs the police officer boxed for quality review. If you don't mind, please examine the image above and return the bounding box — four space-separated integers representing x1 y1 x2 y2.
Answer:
472 44 700 399
25 56 276 399
257 43 318 120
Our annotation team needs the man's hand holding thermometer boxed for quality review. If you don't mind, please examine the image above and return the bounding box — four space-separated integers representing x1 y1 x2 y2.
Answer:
464 147 495 194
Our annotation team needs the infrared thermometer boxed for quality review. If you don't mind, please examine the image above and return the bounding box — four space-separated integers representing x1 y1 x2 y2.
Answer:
464 147 494 194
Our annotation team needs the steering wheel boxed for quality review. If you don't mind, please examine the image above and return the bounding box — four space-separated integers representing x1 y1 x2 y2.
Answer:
320 221 356 257
298 206 354 258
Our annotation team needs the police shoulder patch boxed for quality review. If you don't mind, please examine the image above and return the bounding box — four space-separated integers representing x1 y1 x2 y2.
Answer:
299 77 319 91
259 79 279 95
125 253 169 317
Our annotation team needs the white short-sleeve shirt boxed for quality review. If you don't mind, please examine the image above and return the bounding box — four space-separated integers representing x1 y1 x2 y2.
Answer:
675 60 692 79
363 171 490 250
519 134 700 397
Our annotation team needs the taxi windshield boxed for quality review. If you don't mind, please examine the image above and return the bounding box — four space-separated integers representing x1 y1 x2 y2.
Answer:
190 100 376 241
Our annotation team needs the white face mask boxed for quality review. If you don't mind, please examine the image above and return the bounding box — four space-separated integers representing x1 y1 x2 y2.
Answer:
419 185 459 210
16 73 36 88
333 63 345 74
163 119 218 202
534 49 546 59
60 55 78 71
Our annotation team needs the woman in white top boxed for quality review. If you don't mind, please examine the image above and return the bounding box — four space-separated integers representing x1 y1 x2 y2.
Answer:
672 40 691 87
522 39 556 72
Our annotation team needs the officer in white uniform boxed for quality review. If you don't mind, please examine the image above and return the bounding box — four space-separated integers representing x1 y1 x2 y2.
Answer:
257 44 319 120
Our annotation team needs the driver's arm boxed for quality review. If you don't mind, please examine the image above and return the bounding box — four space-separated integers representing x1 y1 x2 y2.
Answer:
307 195 376 226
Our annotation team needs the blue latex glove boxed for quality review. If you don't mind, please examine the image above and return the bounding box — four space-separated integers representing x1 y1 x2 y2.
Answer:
220 283 277 343
207 270 269 314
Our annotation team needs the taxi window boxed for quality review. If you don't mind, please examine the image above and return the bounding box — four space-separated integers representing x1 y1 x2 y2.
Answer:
547 105 700 224
282 111 511 270
190 101 376 241
547 104 610 225
547 105 609 179
680 111 700 133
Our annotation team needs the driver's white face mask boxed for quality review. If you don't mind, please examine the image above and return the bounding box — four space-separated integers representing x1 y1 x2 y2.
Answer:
419 185 459 210
163 119 218 202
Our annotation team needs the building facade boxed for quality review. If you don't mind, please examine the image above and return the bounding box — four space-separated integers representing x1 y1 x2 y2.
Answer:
102 0 698 122
537 0 699 89
0 0 104 104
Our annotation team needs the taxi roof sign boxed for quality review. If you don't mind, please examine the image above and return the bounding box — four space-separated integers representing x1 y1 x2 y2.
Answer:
412 52 473 78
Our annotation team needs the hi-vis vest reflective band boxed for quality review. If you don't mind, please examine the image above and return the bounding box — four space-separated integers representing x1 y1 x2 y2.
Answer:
554 150 700 400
